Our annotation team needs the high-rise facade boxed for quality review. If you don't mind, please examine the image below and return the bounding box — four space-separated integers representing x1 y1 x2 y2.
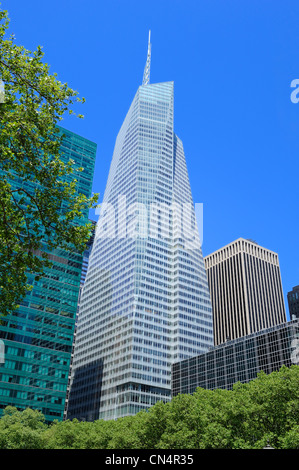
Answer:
64 219 96 419
287 286 299 320
204 238 287 346
67 36 214 421
0 127 97 422
78 220 97 304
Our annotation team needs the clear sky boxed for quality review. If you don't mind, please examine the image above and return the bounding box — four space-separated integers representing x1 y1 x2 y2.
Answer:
3 0 299 319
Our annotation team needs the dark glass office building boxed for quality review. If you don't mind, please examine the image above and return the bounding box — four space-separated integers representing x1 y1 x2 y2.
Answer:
0 127 97 422
287 286 299 320
172 319 299 396
64 219 96 419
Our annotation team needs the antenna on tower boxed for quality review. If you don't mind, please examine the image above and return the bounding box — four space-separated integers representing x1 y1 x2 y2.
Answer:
142 30 151 85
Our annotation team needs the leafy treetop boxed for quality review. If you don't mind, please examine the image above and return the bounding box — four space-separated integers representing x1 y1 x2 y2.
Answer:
0 6 98 316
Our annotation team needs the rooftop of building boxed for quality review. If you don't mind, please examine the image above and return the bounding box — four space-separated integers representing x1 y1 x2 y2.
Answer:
288 285 299 293
172 318 299 366
204 237 278 260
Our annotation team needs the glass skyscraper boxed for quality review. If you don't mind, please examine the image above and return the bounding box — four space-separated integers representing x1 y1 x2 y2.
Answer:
0 127 97 423
64 219 96 419
287 286 299 320
67 36 214 421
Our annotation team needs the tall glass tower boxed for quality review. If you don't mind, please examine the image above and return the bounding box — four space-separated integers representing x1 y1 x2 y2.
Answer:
0 127 97 423
67 33 214 421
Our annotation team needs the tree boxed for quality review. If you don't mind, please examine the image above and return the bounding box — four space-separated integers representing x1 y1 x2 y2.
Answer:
192 365 299 449
0 6 98 316
0 366 299 448
0 406 47 449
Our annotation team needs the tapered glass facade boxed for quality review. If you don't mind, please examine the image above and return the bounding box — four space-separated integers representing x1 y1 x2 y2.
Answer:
0 127 97 422
67 81 214 421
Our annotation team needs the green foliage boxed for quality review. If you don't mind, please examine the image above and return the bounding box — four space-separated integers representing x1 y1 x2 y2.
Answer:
152 395 199 449
0 366 298 449
0 6 98 316
0 406 47 449
42 419 118 449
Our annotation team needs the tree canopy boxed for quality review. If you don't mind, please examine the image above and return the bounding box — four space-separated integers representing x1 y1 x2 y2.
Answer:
0 365 298 449
0 6 98 316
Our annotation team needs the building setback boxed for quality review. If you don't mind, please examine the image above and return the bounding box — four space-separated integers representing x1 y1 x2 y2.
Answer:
204 238 286 346
67 34 214 421
287 286 299 320
64 220 96 419
0 127 97 422
172 319 299 396
80 220 97 288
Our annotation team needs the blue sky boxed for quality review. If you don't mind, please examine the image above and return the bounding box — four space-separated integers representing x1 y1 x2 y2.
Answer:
3 0 299 319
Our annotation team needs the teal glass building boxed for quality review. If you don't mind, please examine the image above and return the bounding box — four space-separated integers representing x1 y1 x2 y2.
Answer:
0 127 97 422
67 40 214 421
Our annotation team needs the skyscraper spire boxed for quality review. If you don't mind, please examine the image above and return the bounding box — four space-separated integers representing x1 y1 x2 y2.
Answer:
142 30 151 85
